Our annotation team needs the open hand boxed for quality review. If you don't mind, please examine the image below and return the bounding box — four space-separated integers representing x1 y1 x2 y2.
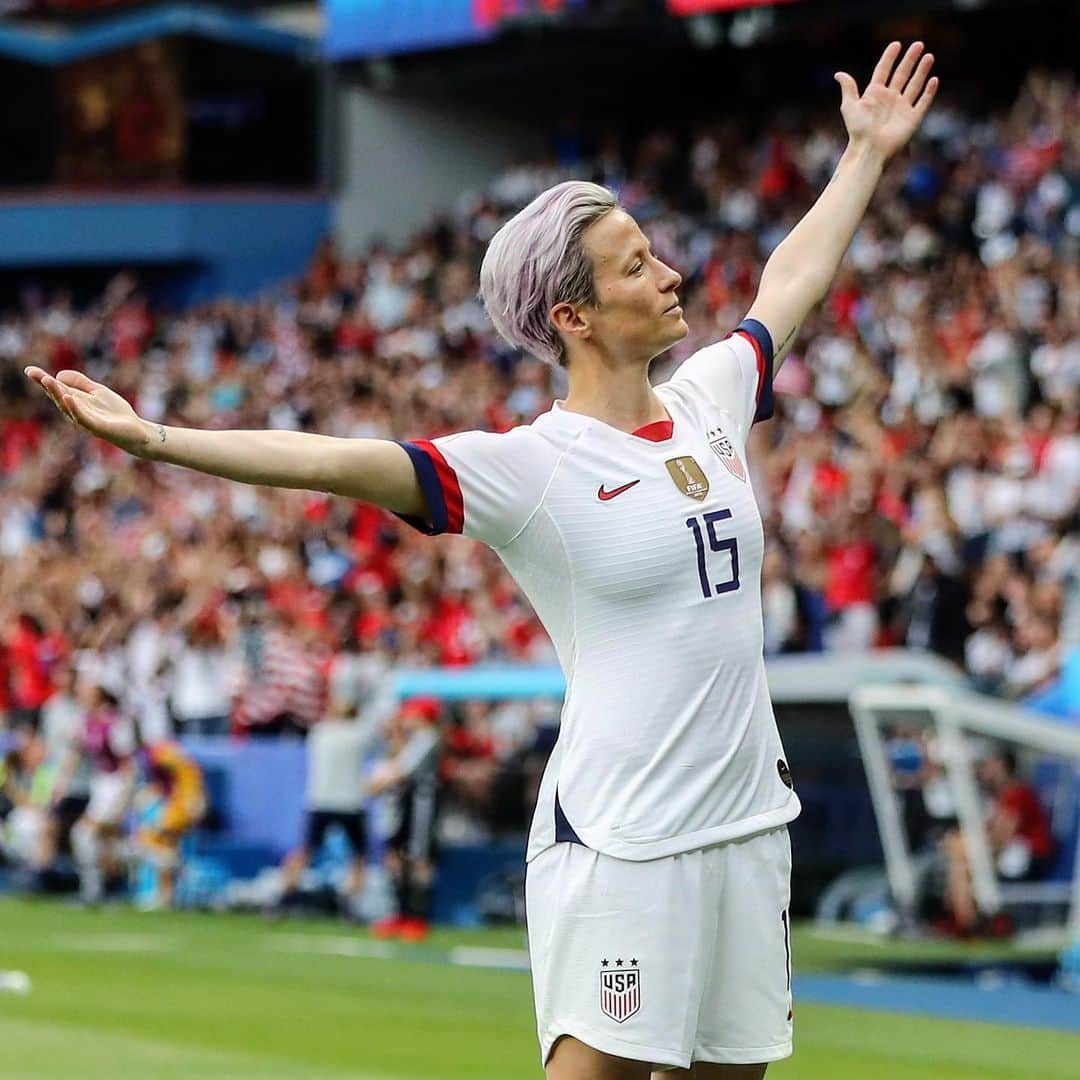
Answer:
24 366 153 457
835 42 939 161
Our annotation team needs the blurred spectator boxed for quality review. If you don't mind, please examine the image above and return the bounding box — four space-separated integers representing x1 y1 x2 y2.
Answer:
52 683 136 904
277 694 379 918
886 726 957 856
126 593 181 743
38 660 91 871
231 609 329 737
900 557 971 664
442 700 499 824
367 697 443 942
0 732 50 871
762 549 799 655
131 739 206 909
3 611 62 731
170 608 235 736
939 745 1055 937
823 513 880 653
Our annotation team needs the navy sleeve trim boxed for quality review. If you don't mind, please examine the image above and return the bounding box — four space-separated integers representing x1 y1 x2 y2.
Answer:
736 317 775 424
394 440 449 536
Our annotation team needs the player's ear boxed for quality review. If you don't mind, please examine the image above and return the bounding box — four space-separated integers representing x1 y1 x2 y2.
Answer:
550 301 591 343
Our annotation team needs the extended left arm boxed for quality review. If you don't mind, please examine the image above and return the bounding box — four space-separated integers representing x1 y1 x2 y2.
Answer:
747 41 939 370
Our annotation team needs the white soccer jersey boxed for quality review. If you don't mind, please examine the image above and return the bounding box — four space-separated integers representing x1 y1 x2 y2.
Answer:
398 320 801 861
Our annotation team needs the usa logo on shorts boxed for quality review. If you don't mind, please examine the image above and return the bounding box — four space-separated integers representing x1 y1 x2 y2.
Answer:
708 426 746 483
599 959 640 1023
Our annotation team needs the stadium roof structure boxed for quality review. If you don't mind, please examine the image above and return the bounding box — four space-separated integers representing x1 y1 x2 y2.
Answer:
0 1 319 64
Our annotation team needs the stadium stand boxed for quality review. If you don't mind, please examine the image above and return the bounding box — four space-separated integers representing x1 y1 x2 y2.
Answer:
2 67 1075 699
0 62 1076 921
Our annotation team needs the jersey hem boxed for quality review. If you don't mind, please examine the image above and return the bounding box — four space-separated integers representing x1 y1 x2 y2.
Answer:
527 792 801 863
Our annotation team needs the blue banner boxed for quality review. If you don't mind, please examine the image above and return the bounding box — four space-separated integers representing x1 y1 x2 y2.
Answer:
324 0 493 60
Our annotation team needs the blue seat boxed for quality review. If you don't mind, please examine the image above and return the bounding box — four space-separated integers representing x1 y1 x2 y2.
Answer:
1032 759 1080 881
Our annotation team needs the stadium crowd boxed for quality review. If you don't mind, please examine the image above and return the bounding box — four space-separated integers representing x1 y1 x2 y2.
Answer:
0 69 1076 873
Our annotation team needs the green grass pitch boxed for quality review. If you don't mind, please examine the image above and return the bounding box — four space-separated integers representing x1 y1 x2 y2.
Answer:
0 899 1076 1078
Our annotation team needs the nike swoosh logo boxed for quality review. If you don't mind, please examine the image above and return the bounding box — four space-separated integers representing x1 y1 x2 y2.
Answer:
597 480 641 501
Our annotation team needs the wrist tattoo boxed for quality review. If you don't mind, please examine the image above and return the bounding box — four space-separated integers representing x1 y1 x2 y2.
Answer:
156 424 167 443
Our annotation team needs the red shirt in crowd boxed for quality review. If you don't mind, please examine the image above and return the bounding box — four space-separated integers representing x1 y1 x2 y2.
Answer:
812 462 848 507
7 619 64 710
828 285 862 332
1 418 43 475
825 541 877 612
421 598 481 666
110 299 153 362
996 783 1054 861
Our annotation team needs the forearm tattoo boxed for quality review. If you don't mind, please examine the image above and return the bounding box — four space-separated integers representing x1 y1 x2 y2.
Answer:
156 424 167 443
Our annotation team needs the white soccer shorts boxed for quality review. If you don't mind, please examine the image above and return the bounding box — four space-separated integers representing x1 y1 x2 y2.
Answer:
525 826 794 1070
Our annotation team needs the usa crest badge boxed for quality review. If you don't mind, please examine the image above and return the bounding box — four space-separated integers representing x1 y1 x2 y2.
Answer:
599 959 640 1023
708 426 746 483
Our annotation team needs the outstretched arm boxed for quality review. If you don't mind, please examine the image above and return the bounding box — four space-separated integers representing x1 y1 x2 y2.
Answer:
23 366 427 517
746 41 939 370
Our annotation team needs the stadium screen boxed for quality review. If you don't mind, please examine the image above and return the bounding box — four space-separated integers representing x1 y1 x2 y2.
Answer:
324 0 597 61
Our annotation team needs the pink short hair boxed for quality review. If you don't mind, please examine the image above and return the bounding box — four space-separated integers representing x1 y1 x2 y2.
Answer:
479 180 618 367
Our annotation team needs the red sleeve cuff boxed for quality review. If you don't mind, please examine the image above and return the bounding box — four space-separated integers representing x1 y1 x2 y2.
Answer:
395 440 464 535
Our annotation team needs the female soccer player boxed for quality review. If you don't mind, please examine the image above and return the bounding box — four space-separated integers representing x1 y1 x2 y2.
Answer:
27 42 937 1078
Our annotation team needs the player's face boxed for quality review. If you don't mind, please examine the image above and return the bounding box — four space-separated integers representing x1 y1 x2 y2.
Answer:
579 209 687 361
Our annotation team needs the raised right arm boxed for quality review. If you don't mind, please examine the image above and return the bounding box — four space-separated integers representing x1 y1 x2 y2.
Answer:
24 366 427 518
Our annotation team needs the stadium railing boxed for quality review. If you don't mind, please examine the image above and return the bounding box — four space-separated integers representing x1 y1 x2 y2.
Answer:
849 684 1080 937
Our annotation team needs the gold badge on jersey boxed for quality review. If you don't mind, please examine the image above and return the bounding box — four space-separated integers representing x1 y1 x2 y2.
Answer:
665 456 709 501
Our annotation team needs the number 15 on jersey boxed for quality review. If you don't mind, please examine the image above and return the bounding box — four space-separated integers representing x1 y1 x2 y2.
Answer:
686 511 740 598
